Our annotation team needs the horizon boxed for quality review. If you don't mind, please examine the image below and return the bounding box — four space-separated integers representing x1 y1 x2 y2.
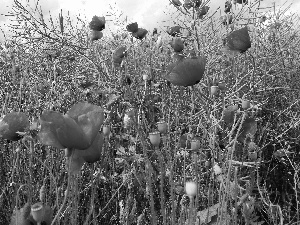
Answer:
0 0 299 42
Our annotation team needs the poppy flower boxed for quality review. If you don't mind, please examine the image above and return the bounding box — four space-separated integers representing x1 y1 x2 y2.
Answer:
220 14 233 25
164 55 206 87
74 132 104 163
38 102 104 150
89 16 105 31
132 28 148 40
198 6 210 19
167 26 181 37
192 0 202 7
234 0 248 4
170 37 184 52
224 26 251 53
171 0 182 6
126 22 138 33
113 46 127 65
89 30 103 41
224 0 232 13
0 112 29 141
184 0 193 9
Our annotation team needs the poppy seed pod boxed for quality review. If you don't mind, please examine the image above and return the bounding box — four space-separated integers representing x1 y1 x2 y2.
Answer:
113 46 127 65
167 26 181 37
89 16 105 31
224 26 251 53
132 28 148 40
102 125 110 136
211 86 219 96
126 22 138 33
185 181 197 197
157 121 168 134
242 100 251 109
31 202 45 224
171 38 184 52
89 30 103 41
149 131 161 147
165 55 206 87
190 139 200 150
0 112 29 141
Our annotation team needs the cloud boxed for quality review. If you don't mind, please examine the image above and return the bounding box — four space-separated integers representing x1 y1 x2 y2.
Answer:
0 0 299 42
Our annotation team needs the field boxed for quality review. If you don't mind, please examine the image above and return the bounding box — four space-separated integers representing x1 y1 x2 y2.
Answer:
1 0 300 224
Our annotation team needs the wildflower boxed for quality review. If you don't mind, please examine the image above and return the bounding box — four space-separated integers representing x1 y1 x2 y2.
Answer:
38 102 104 150
132 28 148 40
165 55 206 87
0 112 29 141
89 16 105 31
126 22 138 33
223 26 251 53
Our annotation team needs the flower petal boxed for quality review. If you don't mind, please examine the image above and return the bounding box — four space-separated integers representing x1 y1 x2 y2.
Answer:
76 132 104 163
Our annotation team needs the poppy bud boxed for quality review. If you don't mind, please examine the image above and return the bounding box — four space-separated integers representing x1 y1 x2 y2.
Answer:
172 0 182 6
113 46 127 65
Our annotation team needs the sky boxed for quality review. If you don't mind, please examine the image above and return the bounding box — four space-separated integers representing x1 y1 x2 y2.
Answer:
0 0 299 41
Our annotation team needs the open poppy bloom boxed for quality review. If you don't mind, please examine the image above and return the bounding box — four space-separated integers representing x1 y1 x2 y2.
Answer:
167 26 181 37
132 28 148 40
126 22 138 33
224 26 251 53
198 6 210 19
113 46 127 65
164 55 206 87
38 102 104 150
89 16 105 31
0 112 29 141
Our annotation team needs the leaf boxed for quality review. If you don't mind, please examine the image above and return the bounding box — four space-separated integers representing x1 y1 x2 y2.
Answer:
75 132 104 163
